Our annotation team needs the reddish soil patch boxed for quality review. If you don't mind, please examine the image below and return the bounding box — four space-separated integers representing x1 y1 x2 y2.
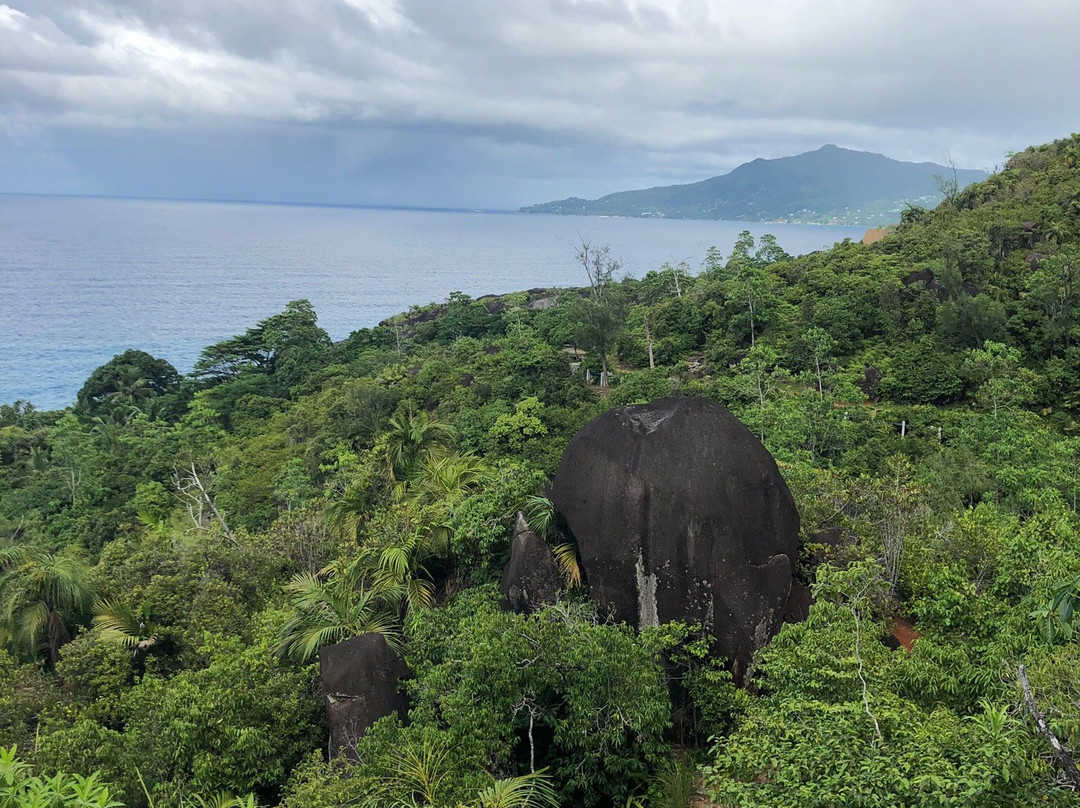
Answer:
888 616 922 651
861 227 889 245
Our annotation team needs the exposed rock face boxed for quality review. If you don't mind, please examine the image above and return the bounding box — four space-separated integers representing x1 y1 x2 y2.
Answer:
783 584 813 624
1027 251 1049 269
900 267 979 300
500 512 563 613
320 633 410 760
858 366 883 401
808 525 851 566
550 396 799 679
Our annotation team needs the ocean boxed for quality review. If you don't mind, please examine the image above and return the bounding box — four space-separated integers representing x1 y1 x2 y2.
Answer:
0 194 867 410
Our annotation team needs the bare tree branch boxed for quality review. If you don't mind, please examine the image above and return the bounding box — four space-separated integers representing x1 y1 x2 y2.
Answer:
1019 664 1080 790
173 460 236 544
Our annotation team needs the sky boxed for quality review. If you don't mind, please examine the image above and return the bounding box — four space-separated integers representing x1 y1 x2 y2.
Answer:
2 0 1078 210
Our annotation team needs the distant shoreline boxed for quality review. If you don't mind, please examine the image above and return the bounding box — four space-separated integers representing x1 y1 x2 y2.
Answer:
517 210 872 227
1 192 871 226
0 191 517 217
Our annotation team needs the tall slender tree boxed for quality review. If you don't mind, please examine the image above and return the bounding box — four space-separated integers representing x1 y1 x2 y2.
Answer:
0 544 95 667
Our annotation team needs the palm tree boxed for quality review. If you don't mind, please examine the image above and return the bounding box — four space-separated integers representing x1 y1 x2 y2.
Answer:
379 736 452 807
368 522 450 615
92 599 159 658
474 771 559 808
1045 216 1070 248
275 562 399 663
331 449 489 617
409 451 491 509
111 373 153 407
0 543 95 667
383 409 456 485
522 496 581 588
326 482 375 542
358 733 558 808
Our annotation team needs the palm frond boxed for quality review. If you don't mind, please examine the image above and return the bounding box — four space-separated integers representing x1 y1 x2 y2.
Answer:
393 737 451 807
327 485 373 538
0 544 95 662
92 598 157 652
474 770 559 808
8 601 50 656
404 578 436 612
521 495 557 540
378 545 413 583
277 568 401 662
552 542 582 588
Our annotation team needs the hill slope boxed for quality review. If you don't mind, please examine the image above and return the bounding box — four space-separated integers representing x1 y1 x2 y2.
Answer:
522 145 987 224
3 135 1080 807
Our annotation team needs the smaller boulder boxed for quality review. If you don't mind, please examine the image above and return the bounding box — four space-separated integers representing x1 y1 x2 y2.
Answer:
858 366 883 401
1026 251 1049 269
500 512 563 613
783 584 813 624
901 267 935 287
808 526 844 566
320 633 410 760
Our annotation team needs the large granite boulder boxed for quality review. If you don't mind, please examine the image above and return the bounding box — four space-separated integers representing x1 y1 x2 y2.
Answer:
500 512 563 613
550 396 799 679
320 633 410 759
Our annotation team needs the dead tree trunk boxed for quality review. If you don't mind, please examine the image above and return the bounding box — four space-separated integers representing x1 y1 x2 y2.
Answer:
1019 664 1080 789
644 315 655 369
174 461 237 544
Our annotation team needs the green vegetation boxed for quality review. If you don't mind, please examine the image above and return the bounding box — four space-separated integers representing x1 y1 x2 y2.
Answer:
521 144 988 225
2 134 1080 806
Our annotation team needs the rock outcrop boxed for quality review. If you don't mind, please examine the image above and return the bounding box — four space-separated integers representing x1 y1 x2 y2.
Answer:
858 366 883 401
549 396 799 679
783 584 813 624
320 633 410 759
500 512 562 613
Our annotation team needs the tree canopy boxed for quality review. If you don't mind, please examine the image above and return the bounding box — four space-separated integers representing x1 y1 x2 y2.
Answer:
3 134 1080 807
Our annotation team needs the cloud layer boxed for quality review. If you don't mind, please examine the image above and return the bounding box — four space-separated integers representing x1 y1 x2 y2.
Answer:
3 0 1078 207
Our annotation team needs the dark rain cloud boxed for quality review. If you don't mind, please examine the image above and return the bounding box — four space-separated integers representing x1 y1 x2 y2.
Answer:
2 0 1078 207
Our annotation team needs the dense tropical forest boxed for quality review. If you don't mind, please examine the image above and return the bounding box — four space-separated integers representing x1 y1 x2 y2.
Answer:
2 134 1080 808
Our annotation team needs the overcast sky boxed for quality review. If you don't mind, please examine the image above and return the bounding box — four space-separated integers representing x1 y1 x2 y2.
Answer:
2 0 1078 209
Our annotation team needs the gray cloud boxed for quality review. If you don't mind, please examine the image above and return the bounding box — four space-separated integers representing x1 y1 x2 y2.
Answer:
2 0 1078 207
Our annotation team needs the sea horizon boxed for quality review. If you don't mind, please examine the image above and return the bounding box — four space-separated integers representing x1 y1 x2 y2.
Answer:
1 194 868 410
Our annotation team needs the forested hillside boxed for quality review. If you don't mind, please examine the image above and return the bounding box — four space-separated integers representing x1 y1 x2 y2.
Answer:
520 144 988 224
2 134 1080 807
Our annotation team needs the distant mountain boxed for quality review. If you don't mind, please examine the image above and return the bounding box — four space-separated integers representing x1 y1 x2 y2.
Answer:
521 145 988 225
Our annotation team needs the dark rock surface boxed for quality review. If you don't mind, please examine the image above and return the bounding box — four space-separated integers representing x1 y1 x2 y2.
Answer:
902 267 937 288
808 525 848 565
550 396 799 679
858 366 883 401
901 267 979 300
783 584 813 623
1027 251 1049 269
320 633 410 760
500 512 563 613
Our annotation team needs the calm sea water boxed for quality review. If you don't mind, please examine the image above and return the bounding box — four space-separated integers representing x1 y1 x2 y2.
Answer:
0 195 866 410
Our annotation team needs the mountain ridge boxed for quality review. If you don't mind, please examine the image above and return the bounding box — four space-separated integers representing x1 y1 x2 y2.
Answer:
521 145 988 225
